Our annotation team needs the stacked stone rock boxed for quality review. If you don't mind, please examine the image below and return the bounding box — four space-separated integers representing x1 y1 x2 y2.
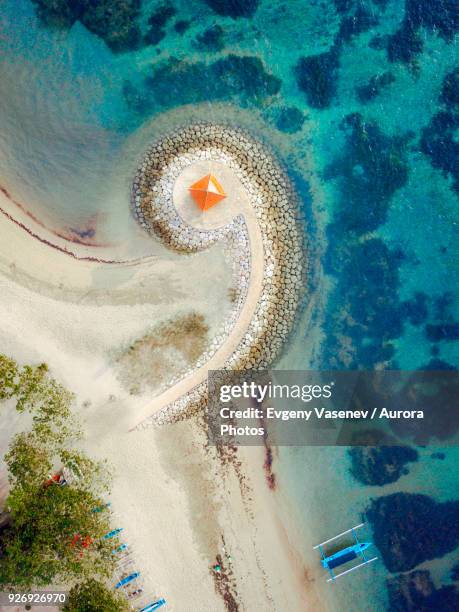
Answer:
132 123 304 427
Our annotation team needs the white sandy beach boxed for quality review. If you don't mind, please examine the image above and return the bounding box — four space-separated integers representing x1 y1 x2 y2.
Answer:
0 164 326 611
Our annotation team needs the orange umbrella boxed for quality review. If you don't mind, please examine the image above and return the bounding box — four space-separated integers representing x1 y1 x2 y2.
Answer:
189 174 226 210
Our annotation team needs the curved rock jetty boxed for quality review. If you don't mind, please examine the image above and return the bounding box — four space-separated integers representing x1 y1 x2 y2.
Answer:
132 123 304 427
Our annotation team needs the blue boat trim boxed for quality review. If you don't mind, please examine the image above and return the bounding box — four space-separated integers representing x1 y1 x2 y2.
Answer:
139 599 166 612
112 543 128 554
114 572 140 589
313 523 378 582
103 527 123 540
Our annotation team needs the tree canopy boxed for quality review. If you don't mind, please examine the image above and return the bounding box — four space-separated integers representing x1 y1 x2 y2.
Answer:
64 579 130 612
0 356 115 590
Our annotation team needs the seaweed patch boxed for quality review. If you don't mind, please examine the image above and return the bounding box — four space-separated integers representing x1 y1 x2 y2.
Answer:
320 114 413 368
195 24 225 51
275 107 305 133
295 46 340 109
356 71 395 103
366 492 459 572
30 0 143 52
348 445 418 486
387 0 458 65
421 67 459 194
387 570 459 611
203 0 259 19
144 2 176 46
139 55 281 111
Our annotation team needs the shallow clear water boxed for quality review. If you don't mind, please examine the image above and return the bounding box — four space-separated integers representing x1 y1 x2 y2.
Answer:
0 0 458 609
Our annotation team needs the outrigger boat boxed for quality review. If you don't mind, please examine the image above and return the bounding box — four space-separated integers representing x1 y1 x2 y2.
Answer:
112 543 128 555
313 523 378 582
138 599 166 612
103 527 123 540
114 572 140 589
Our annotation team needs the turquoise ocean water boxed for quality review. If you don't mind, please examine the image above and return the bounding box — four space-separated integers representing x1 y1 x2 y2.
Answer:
0 1 458 609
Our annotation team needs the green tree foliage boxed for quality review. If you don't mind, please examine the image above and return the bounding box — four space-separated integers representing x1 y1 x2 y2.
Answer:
0 355 19 401
64 579 130 612
0 359 77 445
0 355 114 589
4 433 52 489
1 483 113 587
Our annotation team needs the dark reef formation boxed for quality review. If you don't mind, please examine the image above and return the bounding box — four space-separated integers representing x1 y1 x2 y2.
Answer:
322 114 413 368
421 109 459 193
30 0 143 52
195 24 225 51
387 23 423 64
387 570 459 611
133 54 280 110
385 371 459 445
366 493 459 572
333 0 387 13
295 2 378 109
323 238 403 367
275 107 305 133
400 292 428 327
426 323 459 342
387 0 458 65
415 291 459 363
424 358 457 370
404 0 458 39
356 71 395 103
341 371 458 446
421 67 459 195
203 0 259 18
174 19 190 35
318 101 459 370
335 4 378 44
441 67 459 107
349 445 418 486
144 2 176 46
368 33 388 51
325 113 410 234
295 46 340 109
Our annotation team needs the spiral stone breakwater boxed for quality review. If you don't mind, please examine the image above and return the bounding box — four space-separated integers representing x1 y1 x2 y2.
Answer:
131 123 304 428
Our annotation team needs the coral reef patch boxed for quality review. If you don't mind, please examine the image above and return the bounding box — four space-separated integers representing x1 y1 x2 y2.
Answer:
321 113 414 368
203 0 259 19
348 445 418 486
144 2 176 46
421 67 459 195
387 570 459 611
195 24 225 51
387 0 458 65
142 55 281 110
275 107 305 134
295 46 340 109
366 492 459 572
356 71 395 103
30 0 143 52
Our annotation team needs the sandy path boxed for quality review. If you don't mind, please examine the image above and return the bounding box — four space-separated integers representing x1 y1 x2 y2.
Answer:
131 160 265 429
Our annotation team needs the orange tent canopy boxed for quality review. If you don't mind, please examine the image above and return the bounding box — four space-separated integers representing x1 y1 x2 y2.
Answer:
189 174 226 210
